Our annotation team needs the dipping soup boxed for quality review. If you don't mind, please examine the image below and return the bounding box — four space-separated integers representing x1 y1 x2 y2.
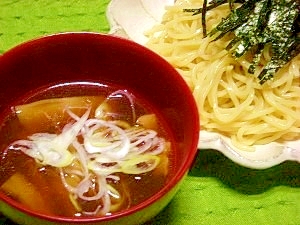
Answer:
0 82 175 218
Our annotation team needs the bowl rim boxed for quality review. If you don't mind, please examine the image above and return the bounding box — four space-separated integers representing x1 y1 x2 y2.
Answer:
0 32 200 223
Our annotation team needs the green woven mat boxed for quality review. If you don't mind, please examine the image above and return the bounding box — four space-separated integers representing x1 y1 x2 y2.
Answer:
0 0 110 53
1 1 300 224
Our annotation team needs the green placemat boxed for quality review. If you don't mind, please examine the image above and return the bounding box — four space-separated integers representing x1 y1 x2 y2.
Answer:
0 0 110 53
146 151 300 225
1 1 300 225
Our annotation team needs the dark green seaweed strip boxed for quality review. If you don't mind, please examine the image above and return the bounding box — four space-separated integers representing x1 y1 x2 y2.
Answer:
184 0 300 84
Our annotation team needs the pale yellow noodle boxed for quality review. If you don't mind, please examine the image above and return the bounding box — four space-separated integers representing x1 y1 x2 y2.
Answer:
145 0 300 151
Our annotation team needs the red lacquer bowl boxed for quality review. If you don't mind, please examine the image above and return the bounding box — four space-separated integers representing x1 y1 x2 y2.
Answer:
0 32 199 225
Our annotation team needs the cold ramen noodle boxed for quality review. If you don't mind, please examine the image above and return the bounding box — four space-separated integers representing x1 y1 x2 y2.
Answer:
145 0 300 151
0 85 172 217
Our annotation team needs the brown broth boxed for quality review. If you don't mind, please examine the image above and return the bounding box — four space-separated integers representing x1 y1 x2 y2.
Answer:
0 82 175 217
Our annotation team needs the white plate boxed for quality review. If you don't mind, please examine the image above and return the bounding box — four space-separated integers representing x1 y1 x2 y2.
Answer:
106 0 300 169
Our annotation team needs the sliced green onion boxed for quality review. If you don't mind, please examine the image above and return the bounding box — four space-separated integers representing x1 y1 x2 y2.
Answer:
120 155 160 174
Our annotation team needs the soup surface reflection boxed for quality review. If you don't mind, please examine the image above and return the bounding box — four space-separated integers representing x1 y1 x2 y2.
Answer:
0 82 174 217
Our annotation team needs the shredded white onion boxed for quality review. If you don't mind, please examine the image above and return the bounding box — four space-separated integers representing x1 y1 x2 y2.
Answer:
76 175 106 202
83 118 130 159
95 90 136 122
